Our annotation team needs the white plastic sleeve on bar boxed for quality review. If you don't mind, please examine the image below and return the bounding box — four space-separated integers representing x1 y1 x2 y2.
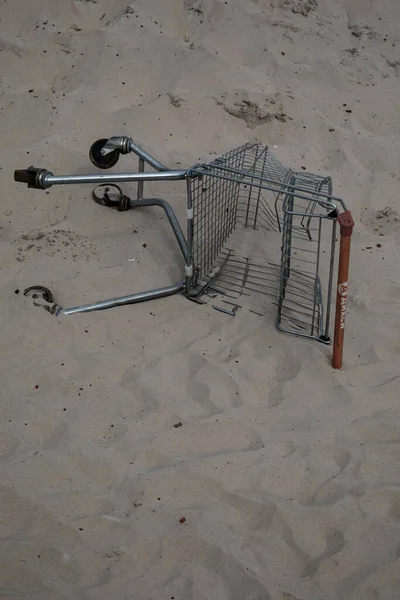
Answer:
185 265 193 277
187 208 194 220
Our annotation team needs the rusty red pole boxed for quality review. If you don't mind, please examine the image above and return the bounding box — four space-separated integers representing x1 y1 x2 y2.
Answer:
332 211 354 369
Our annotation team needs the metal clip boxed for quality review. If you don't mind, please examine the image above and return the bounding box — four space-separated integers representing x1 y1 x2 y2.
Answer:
212 304 239 316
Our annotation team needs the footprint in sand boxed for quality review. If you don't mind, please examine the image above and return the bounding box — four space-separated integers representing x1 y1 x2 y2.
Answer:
184 0 205 42
15 229 96 263
360 488 400 522
366 206 400 242
215 90 287 129
252 0 318 17
0 432 20 462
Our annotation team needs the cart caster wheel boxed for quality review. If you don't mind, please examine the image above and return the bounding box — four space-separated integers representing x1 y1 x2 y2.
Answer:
24 285 54 303
92 184 130 211
93 183 123 207
23 285 61 315
89 138 120 169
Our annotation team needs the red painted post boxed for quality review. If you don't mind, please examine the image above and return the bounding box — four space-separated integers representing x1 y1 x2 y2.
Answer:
332 211 354 369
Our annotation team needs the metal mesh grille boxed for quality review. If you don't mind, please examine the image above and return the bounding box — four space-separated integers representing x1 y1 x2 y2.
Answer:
188 146 245 288
277 173 335 339
186 144 342 342
188 144 290 290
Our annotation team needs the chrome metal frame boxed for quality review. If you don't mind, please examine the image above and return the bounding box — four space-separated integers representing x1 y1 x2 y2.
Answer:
14 137 347 343
15 136 189 315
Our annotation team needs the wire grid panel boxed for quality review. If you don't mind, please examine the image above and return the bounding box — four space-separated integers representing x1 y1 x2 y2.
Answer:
188 146 244 291
186 143 340 342
187 144 291 293
277 173 336 341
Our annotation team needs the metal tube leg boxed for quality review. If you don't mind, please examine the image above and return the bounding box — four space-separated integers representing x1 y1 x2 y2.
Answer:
60 281 185 315
138 157 145 200
332 211 354 369
128 197 188 262
128 139 169 172
14 168 187 189
58 197 188 316
322 218 337 341
45 170 186 187
93 136 170 172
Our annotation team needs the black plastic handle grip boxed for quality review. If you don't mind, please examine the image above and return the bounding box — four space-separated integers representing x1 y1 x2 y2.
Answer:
14 169 37 184
14 168 50 189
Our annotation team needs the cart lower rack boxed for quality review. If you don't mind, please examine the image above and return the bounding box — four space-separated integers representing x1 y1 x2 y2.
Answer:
15 136 353 367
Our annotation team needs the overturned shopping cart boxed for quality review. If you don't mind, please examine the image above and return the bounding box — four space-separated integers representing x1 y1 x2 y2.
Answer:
15 136 353 367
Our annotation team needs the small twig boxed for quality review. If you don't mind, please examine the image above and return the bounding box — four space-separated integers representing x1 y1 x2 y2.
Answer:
249 309 264 317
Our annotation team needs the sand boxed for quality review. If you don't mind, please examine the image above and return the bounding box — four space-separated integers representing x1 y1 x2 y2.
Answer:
1 0 400 598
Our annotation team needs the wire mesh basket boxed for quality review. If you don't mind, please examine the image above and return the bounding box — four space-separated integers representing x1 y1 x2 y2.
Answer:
186 143 341 343
15 136 352 363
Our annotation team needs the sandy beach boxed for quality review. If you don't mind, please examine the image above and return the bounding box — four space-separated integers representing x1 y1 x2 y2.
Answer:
1 0 400 598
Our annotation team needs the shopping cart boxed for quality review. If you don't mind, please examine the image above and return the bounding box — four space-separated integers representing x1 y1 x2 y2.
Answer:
15 136 354 367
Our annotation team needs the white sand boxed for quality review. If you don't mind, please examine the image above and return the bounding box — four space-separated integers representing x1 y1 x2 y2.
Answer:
1 0 400 598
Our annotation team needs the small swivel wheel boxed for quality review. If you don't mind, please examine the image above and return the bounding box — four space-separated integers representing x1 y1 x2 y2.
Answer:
92 184 130 211
89 138 120 169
